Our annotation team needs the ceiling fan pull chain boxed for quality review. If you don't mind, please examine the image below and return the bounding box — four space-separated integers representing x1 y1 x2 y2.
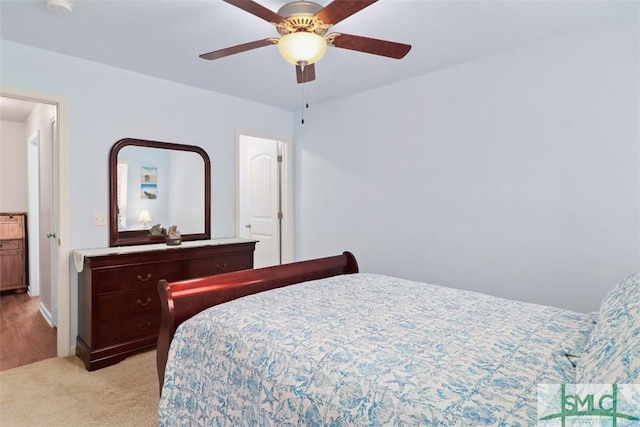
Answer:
305 82 309 109
301 85 305 124
301 81 311 124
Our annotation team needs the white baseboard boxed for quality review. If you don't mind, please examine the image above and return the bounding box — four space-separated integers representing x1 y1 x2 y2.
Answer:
39 301 55 327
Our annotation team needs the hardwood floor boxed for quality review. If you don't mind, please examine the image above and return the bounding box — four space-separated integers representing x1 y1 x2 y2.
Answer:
0 292 57 371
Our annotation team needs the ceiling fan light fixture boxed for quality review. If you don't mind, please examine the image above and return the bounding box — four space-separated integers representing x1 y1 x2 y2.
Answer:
278 32 327 66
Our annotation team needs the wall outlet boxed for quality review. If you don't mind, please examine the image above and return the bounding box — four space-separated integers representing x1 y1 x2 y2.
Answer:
92 212 107 226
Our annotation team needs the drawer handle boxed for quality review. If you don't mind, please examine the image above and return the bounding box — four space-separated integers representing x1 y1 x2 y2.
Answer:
137 321 152 330
137 297 152 306
137 273 152 282
216 262 227 270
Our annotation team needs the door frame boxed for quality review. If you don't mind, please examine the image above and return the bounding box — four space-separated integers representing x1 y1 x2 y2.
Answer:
235 128 293 264
1 85 71 357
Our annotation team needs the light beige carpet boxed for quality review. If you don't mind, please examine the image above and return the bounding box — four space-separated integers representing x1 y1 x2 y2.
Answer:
0 350 158 427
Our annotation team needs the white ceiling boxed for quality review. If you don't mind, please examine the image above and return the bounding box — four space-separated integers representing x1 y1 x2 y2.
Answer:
0 97 39 122
0 0 638 111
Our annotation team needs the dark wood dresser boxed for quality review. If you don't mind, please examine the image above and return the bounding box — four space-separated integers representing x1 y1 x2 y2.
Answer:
74 238 256 370
0 213 27 293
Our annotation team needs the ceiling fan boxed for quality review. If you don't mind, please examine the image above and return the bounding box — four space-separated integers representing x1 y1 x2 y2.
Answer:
200 0 412 83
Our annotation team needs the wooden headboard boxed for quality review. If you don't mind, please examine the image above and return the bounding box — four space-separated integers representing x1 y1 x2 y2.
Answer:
157 251 359 391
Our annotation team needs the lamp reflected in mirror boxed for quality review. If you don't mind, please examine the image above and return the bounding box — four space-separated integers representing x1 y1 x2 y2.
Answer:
138 209 151 230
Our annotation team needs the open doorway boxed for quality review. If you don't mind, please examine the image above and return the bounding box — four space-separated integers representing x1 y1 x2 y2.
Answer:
236 129 293 268
0 87 71 360
0 97 57 369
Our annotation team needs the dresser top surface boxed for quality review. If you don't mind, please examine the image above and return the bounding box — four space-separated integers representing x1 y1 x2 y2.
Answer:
73 238 257 272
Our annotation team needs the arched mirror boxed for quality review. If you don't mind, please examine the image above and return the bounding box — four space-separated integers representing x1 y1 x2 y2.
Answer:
109 138 210 247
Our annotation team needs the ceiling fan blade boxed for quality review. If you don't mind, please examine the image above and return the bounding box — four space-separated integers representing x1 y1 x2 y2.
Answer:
199 39 276 60
223 0 285 24
315 0 377 25
296 63 316 83
330 33 411 59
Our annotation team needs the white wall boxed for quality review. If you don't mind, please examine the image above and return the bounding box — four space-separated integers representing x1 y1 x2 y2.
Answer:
2 15 637 348
0 40 293 349
293 17 639 313
0 120 27 211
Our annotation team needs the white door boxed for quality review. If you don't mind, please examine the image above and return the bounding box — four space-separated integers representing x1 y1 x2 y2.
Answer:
49 115 58 324
26 105 57 327
239 136 281 268
27 130 41 296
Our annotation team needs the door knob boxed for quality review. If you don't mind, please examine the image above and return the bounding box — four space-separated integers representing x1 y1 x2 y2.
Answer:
46 231 56 238
245 224 252 229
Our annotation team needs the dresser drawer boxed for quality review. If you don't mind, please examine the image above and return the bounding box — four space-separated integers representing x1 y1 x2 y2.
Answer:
97 311 160 348
0 239 22 251
93 262 184 294
0 215 24 239
188 252 253 278
97 287 160 321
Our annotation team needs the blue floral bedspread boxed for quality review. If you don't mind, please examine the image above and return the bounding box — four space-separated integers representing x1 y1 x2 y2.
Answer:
158 273 594 426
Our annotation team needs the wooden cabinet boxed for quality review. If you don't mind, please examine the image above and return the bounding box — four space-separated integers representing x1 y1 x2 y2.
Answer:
74 238 256 370
0 213 27 293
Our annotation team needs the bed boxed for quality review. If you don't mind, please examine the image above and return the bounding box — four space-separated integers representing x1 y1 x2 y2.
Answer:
156 252 639 426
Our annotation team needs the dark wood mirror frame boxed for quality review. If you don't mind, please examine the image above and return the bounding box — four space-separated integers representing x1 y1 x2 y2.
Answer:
109 138 211 247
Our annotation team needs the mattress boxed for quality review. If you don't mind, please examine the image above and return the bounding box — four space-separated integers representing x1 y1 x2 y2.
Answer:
158 273 594 426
